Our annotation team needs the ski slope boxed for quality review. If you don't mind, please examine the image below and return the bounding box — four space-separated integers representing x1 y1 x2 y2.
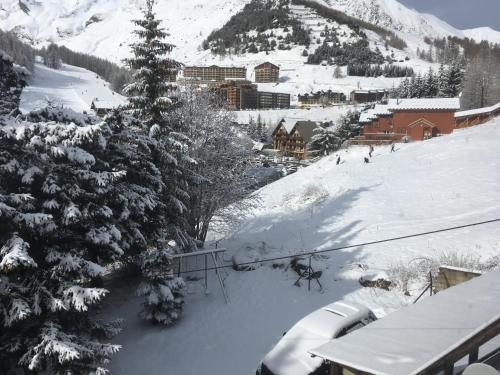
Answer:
19 62 126 114
105 119 500 375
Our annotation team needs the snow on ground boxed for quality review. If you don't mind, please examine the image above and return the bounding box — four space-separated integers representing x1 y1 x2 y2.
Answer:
19 62 125 114
105 119 500 375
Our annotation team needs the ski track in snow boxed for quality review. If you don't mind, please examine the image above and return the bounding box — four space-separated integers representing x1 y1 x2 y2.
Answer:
105 120 500 375
19 63 126 114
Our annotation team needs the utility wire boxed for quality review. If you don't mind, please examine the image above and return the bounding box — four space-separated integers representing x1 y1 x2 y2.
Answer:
177 218 500 275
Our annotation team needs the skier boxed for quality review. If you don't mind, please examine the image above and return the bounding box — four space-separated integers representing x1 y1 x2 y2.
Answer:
390 143 396 153
336 155 341 165
364 157 370 164
369 145 374 158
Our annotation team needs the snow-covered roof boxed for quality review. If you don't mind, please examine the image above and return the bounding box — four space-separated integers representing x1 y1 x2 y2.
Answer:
310 268 500 375
278 117 299 133
359 111 377 123
253 141 266 151
388 98 461 111
455 102 500 118
372 104 392 116
91 100 125 109
263 301 373 375
255 62 279 70
351 89 388 94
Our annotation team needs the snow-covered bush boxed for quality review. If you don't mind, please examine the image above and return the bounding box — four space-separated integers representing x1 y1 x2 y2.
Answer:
137 241 185 325
388 251 499 294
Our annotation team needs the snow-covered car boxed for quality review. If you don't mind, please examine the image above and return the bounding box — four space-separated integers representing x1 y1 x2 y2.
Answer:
256 301 377 375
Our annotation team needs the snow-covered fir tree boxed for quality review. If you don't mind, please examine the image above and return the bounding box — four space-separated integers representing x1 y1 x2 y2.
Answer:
440 62 464 97
136 240 185 325
393 64 463 99
124 0 180 129
0 50 27 116
308 123 341 156
335 110 362 142
0 115 124 374
124 0 195 324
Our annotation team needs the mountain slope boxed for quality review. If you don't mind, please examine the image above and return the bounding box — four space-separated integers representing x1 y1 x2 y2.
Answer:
0 0 250 63
1 0 499 66
463 26 500 45
19 62 126 114
314 0 462 38
104 120 500 375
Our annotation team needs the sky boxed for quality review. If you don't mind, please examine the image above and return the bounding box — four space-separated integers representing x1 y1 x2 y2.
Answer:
398 0 500 31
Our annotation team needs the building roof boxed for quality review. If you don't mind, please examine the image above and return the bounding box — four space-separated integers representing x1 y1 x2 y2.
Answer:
276 117 299 134
310 268 500 375
255 62 279 70
372 104 392 116
292 121 321 143
91 100 125 110
388 98 461 111
351 89 388 94
359 111 378 123
184 65 246 70
455 101 500 118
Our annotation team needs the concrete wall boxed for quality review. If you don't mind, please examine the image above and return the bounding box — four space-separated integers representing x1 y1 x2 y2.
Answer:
433 266 482 293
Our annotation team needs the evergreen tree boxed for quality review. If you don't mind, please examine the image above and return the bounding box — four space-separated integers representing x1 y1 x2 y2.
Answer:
308 123 341 156
335 110 361 143
423 67 438 97
0 114 124 374
256 114 267 142
437 64 448 96
0 51 27 116
124 0 194 323
136 241 185 325
124 0 180 129
42 44 62 70
442 62 464 97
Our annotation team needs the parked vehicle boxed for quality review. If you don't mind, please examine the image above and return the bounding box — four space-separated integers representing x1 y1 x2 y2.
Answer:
256 301 376 375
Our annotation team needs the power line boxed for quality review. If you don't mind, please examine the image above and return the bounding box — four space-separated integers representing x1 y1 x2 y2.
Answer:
176 218 500 275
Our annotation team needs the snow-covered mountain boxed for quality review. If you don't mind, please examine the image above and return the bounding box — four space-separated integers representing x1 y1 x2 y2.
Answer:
1 0 499 66
463 27 500 45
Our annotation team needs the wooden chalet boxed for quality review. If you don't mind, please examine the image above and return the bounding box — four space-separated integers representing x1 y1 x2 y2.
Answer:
353 98 461 144
272 119 321 160
455 102 500 129
254 62 280 83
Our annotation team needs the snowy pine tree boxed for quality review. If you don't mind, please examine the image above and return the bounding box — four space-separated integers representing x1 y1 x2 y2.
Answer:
124 0 195 324
441 62 464 97
0 50 27 116
136 240 185 325
0 117 124 374
308 123 341 156
124 0 180 129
